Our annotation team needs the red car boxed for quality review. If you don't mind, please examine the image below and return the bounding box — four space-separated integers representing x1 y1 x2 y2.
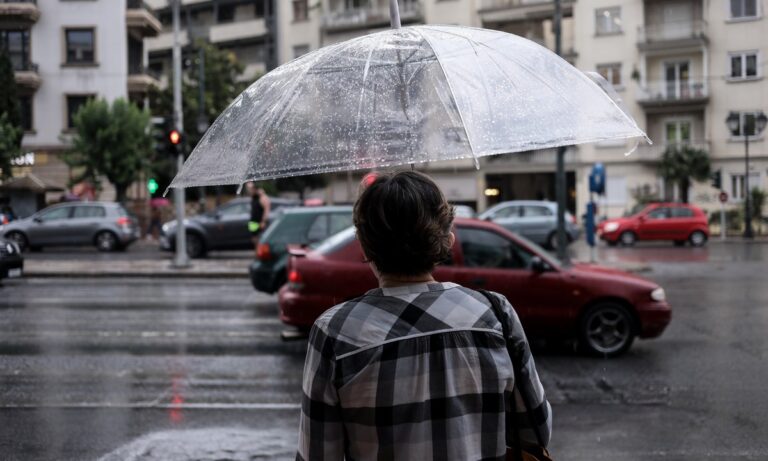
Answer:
279 219 671 356
597 202 709 247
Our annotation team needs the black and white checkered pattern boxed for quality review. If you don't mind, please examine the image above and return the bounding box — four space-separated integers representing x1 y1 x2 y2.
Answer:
297 282 551 461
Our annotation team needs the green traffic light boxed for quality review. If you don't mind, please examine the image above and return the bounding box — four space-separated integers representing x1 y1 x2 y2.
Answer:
147 178 159 194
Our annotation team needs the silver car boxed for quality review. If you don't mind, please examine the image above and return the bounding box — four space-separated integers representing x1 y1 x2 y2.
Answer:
0 202 140 252
478 200 580 249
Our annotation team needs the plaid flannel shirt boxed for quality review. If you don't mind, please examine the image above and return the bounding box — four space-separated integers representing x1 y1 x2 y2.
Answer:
297 282 551 461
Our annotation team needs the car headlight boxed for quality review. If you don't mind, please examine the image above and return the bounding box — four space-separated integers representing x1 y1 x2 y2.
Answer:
651 287 666 302
604 222 620 233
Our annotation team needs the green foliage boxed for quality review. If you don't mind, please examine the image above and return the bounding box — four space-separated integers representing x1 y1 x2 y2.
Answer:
148 41 249 150
64 98 153 202
658 144 711 203
0 113 21 178
0 51 22 178
276 174 328 200
751 187 766 221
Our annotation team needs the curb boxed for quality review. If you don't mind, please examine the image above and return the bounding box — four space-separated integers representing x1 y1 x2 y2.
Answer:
23 271 249 279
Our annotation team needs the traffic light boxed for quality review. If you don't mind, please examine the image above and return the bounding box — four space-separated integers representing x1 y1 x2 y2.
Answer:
147 178 159 195
168 128 183 155
710 169 722 190
151 116 173 156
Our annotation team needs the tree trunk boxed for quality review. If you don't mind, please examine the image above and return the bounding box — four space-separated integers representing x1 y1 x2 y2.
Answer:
680 178 690 203
115 184 128 204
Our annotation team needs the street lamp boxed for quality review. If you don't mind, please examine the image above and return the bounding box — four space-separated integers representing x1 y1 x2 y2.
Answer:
726 111 768 239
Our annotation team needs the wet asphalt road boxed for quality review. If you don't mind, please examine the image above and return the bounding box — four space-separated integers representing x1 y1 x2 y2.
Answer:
2 242 768 460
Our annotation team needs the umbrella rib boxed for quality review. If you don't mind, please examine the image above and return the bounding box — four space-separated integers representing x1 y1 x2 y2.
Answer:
355 43 379 133
415 28 478 167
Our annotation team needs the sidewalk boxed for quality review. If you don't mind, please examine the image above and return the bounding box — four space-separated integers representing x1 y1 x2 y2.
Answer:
23 257 252 278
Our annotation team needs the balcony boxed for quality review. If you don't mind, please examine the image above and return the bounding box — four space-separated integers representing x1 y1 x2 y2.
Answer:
210 18 267 44
322 1 423 33
127 64 160 94
478 0 574 24
126 0 161 38
634 140 710 163
637 20 708 51
637 79 709 112
14 60 40 90
146 29 189 53
0 0 39 25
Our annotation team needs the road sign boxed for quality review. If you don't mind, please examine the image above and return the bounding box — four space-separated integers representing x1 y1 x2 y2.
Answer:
719 191 728 203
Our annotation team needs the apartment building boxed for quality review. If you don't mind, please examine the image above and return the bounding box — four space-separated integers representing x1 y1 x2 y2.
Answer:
0 0 160 213
144 0 276 86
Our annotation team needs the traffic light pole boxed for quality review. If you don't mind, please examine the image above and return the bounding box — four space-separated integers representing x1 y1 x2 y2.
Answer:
172 0 190 268
554 0 569 264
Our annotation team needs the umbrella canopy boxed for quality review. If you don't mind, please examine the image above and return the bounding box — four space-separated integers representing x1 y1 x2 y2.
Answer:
169 25 647 190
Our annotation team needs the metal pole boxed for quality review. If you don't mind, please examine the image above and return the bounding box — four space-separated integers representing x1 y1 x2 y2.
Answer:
554 0 568 263
172 0 190 267
197 45 206 213
389 0 401 29
744 134 753 238
720 199 726 240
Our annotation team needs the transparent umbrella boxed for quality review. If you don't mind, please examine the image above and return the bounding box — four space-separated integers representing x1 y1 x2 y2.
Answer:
168 25 648 190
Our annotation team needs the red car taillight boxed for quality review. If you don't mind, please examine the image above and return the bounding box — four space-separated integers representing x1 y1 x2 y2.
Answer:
257 243 272 261
288 269 303 291
117 216 131 227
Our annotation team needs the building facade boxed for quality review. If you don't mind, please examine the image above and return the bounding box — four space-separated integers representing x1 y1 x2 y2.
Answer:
0 0 160 211
275 0 767 219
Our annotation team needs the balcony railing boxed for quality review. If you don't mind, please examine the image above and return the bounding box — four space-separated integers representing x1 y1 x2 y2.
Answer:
128 63 160 80
638 19 708 44
635 140 710 161
479 0 551 10
637 79 709 104
323 1 423 32
0 0 40 23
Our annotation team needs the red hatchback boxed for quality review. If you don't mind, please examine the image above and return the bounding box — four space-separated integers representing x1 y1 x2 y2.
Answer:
279 219 671 356
597 202 709 247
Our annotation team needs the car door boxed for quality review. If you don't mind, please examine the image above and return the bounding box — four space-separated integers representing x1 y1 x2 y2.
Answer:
451 225 565 332
670 206 695 240
637 207 671 241
69 205 107 244
212 201 250 248
27 206 74 246
488 204 522 234
519 205 555 244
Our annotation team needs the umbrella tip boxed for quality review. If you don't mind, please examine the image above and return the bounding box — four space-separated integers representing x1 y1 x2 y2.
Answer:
236 183 244 195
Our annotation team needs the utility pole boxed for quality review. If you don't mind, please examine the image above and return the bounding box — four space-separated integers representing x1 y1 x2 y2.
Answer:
554 0 569 263
172 0 190 268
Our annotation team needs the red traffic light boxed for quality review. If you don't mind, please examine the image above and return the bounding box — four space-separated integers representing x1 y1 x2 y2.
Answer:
169 130 182 145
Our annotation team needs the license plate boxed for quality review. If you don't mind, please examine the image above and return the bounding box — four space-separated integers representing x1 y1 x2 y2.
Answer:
8 268 22 278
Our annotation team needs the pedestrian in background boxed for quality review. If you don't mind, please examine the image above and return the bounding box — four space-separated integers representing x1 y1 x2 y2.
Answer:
246 182 270 258
297 171 552 460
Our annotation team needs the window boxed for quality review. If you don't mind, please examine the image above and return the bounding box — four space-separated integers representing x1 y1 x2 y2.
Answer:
330 213 353 235
595 7 622 35
729 111 763 137
39 207 72 221
219 202 249 216
606 177 628 205
0 29 31 71
66 95 94 129
729 52 759 79
491 205 520 219
597 63 622 86
730 0 759 19
523 206 553 217
292 0 308 21
307 215 329 243
293 45 310 59
255 0 267 18
19 95 32 132
730 172 761 200
217 4 236 23
72 206 106 219
458 228 533 269
647 208 671 220
665 120 692 144
65 28 95 64
670 207 694 218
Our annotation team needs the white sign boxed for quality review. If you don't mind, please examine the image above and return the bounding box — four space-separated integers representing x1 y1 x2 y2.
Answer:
11 152 35 167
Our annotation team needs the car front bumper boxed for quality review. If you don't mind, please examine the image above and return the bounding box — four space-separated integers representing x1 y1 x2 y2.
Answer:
636 300 672 338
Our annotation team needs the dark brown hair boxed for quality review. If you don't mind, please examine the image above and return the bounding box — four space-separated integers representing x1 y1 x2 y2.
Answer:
353 171 454 276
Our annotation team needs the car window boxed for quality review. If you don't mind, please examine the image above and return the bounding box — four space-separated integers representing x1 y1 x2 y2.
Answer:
39 207 72 221
523 206 553 217
219 202 248 216
647 208 671 220
671 207 694 218
329 213 353 235
492 206 520 219
316 226 356 255
72 206 106 218
307 215 330 242
457 227 533 269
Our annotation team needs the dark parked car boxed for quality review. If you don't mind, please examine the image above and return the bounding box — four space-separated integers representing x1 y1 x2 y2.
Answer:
0 237 23 281
279 218 671 356
1 202 140 252
250 206 353 293
478 200 580 249
597 202 709 247
160 197 300 258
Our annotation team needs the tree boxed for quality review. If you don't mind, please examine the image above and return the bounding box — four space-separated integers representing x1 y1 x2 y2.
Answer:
276 174 329 201
658 144 711 203
751 187 766 234
0 51 22 179
64 98 153 202
148 40 249 150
